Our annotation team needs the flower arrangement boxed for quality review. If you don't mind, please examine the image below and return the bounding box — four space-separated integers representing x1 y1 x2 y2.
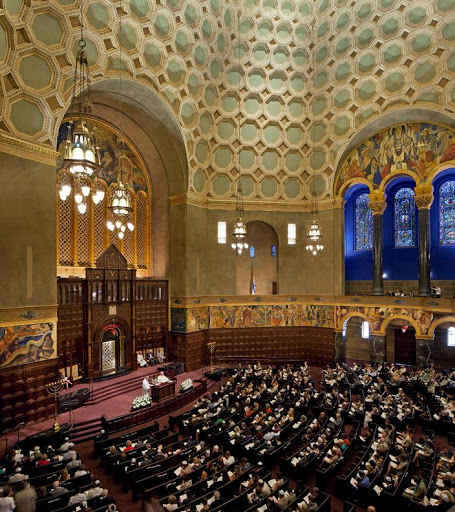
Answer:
132 395 152 410
180 378 193 392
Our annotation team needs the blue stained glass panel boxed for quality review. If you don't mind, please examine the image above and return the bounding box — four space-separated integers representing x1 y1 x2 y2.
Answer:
394 188 416 247
249 245 256 258
440 181 455 245
271 245 277 257
355 193 373 250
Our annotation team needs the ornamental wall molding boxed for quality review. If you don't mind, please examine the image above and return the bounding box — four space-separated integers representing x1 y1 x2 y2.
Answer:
0 133 59 167
169 192 342 212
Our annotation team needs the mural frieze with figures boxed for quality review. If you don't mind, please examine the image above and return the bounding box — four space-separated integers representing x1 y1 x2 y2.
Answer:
336 122 455 195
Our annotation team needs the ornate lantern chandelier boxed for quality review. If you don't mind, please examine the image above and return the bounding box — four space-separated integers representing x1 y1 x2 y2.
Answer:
59 1 104 213
305 186 324 256
231 181 248 256
106 5 134 240
106 139 134 240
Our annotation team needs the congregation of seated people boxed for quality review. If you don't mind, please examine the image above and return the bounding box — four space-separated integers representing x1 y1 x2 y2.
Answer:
0 436 118 512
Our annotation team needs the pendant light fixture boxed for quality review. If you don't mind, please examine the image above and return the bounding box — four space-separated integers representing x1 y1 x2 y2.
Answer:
59 0 105 213
230 6 248 256
305 185 324 256
106 0 134 239
231 181 249 255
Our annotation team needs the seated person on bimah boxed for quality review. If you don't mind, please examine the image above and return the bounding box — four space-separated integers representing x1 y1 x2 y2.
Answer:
156 371 171 384
137 353 147 367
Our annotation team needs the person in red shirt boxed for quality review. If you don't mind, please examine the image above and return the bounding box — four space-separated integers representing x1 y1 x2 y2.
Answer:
123 440 134 452
37 454 50 466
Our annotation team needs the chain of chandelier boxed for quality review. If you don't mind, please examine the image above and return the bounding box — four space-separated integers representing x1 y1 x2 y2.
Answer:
58 0 133 240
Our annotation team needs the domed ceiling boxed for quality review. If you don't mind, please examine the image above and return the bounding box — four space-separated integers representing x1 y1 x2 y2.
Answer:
2 0 455 201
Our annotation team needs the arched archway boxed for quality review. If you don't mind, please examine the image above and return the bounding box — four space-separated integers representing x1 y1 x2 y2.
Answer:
235 221 279 295
342 315 373 364
382 316 418 365
54 79 190 283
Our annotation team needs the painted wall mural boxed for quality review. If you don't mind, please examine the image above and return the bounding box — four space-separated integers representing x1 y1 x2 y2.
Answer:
336 305 433 335
0 322 57 368
171 301 455 338
171 304 334 333
336 122 455 194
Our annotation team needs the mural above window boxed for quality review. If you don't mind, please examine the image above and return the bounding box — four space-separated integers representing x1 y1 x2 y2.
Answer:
336 122 455 195
395 188 416 247
439 181 455 246
249 245 256 258
355 193 373 250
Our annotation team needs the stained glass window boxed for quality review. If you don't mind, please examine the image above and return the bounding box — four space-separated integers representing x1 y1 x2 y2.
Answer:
394 188 416 247
355 193 373 250
439 181 455 245
249 245 256 258
271 245 277 257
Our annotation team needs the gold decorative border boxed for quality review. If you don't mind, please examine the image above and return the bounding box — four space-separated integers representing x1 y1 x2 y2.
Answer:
0 133 59 166
0 305 58 327
169 193 344 212
170 295 455 313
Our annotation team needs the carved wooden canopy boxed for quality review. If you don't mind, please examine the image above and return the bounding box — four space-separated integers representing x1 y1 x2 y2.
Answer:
96 244 127 270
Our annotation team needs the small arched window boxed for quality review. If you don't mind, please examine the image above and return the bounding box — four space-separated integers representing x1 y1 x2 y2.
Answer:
395 188 416 247
355 193 373 250
439 181 455 245
361 321 370 339
448 326 455 347
249 245 256 258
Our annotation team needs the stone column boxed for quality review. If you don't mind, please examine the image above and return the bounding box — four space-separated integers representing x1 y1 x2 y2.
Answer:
414 185 434 297
334 331 346 364
369 335 386 365
368 191 387 296
416 337 434 367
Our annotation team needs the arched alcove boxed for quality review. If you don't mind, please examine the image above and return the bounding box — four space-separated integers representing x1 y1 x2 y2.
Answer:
54 79 189 280
235 221 279 295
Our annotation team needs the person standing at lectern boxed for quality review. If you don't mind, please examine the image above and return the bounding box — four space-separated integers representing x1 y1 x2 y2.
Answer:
142 376 150 398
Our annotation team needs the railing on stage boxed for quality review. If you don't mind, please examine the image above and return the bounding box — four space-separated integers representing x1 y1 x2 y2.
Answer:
100 379 207 434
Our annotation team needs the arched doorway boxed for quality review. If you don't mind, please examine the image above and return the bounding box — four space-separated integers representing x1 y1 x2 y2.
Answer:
99 323 127 377
235 221 279 295
386 318 416 365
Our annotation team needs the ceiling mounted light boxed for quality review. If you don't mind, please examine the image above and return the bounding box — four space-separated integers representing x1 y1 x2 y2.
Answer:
231 181 248 256
105 4 134 240
305 186 324 256
58 1 103 212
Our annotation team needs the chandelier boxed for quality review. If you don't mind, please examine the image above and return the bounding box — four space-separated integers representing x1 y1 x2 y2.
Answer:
106 4 134 240
305 186 324 256
59 2 104 214
106 139 134 239
231 181 248 256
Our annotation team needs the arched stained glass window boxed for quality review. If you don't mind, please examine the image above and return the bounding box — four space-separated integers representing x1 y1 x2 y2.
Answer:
439 181 455 245
249 245 256 258
355 193 373 250
395 188 416 247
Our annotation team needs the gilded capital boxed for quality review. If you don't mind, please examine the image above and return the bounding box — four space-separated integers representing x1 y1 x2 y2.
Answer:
368 191 387 215
414 184 434 210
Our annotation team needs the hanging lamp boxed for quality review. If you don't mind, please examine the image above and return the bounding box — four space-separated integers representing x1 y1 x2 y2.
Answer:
59 0 104 213
305 185 324 256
